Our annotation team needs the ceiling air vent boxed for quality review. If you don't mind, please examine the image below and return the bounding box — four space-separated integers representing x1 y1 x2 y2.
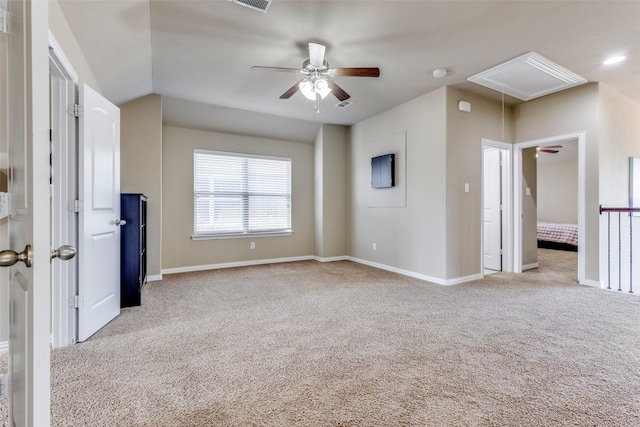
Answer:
229 0 272 13
335 100 353 109
467 51 587 101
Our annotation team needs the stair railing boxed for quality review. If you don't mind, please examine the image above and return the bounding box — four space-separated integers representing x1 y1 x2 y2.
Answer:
599 205 640 293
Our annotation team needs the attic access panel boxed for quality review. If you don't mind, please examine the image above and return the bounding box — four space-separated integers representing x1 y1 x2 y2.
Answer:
467 52 587 101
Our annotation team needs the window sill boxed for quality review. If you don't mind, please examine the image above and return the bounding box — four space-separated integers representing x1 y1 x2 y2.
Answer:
191 231 294 240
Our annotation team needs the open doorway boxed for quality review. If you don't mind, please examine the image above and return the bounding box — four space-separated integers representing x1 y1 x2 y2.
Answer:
49 33 78 347
49 33 123 347
513 132 586 284
481 139 512 274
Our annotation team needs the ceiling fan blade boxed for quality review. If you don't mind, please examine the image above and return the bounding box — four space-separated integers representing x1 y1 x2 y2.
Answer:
327 79 350 101
539 149 559 153
279 81 301 99
332 67 380 77
544 145 563 149
308 43 326 67
251 66 302 73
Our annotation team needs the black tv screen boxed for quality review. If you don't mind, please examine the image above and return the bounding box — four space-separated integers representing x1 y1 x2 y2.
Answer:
371 153 395 188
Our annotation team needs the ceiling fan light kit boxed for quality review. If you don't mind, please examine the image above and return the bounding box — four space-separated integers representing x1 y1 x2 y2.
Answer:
252 42 380 114
299 78 331 101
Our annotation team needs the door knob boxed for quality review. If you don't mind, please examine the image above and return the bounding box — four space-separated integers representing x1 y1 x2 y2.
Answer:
0 245 32 267
115 219 127 226
51 245 76 261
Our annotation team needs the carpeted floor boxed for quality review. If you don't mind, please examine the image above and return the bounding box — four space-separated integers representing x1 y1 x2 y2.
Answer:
5 249 640 426
49 249 640 426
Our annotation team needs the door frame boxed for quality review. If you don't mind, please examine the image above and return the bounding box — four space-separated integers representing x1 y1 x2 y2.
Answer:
481 139 513 273
513 132 586 284
49 32 78 348
5 0 51 424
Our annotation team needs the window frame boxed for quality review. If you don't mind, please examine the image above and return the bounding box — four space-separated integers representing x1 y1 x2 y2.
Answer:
192 149 293 240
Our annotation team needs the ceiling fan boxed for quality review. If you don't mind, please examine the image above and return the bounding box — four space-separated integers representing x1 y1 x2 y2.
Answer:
538 145 563 154
251 42 380 114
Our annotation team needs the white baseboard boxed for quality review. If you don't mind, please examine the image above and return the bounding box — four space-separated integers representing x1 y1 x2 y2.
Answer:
313 255 349 263
161 255 481 286
346 256 480 286
161 255 315 275
522 262 539 271
445 273 484 285
580 278 601 288
147 274 163 282
0 341 7 354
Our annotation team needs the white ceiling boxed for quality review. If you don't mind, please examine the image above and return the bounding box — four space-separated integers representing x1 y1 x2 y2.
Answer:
57 1 640 143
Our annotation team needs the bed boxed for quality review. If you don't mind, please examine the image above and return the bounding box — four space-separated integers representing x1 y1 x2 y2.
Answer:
537 220 578 252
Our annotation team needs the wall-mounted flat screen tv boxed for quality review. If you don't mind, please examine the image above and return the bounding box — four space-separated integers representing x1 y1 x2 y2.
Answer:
371 153 395 189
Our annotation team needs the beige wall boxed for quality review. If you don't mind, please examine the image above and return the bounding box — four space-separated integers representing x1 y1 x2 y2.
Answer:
314 127 324 256
120 95 163 277
513 83 599 282
538 157 578 224
598 84 640 207
522 147 538 267
49 0 101 92
445 87 514 279
314 124 349 259
162 126 314 270
597 85 640 287
350 89 449 280
350 87 512 282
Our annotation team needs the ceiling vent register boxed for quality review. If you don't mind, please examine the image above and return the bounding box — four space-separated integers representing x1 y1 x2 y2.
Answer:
229 0 272 13
467 51 587 101
335 100 353 109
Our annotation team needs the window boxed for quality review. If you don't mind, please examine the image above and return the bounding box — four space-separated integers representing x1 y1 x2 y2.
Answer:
193 149 292 237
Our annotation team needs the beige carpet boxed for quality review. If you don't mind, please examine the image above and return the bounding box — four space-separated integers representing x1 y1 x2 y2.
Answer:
5 249 640 426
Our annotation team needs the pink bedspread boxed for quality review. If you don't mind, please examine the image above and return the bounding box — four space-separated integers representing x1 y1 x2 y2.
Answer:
537 221 578 246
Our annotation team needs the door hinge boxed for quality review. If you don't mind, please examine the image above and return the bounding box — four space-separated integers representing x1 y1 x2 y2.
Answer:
72 104 81 118
0 374 7 398
70 200 83 213
72 295 84 309
0 10 9 34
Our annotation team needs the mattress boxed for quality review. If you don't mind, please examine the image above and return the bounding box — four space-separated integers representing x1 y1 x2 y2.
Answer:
537 221 578 247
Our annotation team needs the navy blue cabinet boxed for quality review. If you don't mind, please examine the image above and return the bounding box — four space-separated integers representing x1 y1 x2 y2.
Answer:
121 193 147 307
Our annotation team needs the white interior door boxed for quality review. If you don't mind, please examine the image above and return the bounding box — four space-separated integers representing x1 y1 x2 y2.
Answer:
77 83 121 342
49 39 78 348
483 147 502 271
3 0 51 424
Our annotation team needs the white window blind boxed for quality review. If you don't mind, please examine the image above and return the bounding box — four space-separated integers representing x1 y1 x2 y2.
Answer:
193 149 292 237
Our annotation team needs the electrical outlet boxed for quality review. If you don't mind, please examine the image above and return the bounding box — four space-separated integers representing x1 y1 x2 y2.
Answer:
372 243 377 251
250 241 256 250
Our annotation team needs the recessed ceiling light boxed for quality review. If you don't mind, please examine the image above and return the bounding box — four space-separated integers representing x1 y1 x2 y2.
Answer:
603 55 627 65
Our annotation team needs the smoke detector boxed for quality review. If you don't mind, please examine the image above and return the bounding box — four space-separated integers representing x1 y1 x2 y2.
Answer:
432 68 448 78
